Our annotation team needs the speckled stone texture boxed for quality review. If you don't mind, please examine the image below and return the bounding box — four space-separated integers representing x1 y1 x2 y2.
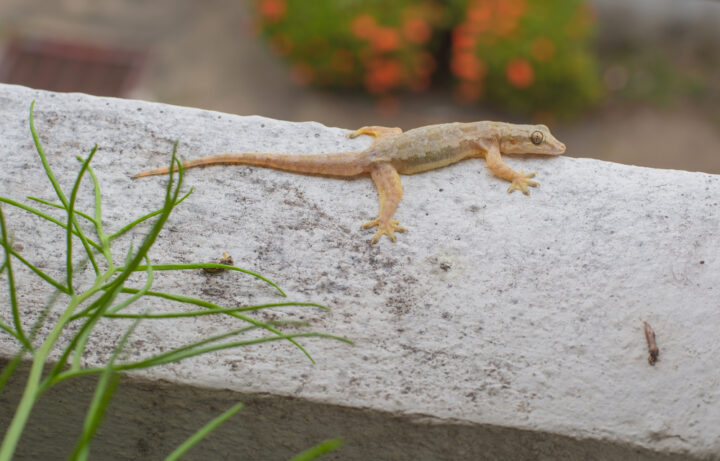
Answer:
0 84 718 460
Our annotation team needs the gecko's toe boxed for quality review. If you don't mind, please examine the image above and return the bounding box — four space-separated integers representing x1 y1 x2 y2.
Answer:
508 171 539 195
367 220 406 243
362 219 379 229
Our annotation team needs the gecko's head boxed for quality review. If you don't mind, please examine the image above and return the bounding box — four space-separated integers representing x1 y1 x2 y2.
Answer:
499 124 566 156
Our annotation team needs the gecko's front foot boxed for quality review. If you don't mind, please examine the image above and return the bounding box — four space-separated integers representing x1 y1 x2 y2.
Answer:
362 219 407 244
507 170 539 195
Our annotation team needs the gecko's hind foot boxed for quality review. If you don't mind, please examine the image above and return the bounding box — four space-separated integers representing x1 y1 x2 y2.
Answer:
347 126 403 139
507 170 539 195
362 219 407 244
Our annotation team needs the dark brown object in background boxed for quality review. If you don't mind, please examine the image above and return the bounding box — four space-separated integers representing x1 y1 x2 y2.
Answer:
0 37 145 97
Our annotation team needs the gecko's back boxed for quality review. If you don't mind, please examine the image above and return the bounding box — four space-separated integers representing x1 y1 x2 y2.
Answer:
368 122 486 175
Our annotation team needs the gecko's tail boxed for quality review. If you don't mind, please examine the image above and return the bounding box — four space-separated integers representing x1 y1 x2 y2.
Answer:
132 151 368 178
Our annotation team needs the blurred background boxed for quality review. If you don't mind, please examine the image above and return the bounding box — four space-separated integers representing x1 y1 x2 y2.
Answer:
0 0 718 173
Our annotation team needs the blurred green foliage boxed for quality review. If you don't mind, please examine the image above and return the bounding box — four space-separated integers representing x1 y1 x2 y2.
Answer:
252 0 602 117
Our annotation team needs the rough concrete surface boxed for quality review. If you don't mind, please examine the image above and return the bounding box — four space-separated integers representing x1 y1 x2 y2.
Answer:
0 84 718 460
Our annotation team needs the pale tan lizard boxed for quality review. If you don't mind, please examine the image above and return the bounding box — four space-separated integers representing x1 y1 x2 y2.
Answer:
134 122 566 243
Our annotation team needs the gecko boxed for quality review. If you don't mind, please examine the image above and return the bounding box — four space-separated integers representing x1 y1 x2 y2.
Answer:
134 122 566 243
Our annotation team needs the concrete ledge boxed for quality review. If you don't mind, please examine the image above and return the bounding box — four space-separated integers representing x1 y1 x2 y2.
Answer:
1 84 719 460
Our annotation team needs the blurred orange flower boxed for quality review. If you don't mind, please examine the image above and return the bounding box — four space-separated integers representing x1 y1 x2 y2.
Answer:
403 17 432 44
467 2 492 32
371 27 401 52
365 58 404 94
506 58 534 88
495 0 526 36
451 52 486 81
352 14 377 40
452 26 476 50
463 0 526 36
259 0 287 22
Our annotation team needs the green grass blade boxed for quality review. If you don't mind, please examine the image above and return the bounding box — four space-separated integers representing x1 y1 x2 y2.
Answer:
0 353 25 392
28 102 101 269
26 196 96 225
290 438 344 461
65 146 100 291
28 101 70 208
119 263 285 297
48 325 263 386
102 301 327 319
105 257 154 315
69 250 150 371
109 188 193 240
0 197 101 251
70 314 143 460
66 157 112 259
164 402 244 461
85 161 111 253
0 321 24 343
118 332 351 371
57 146 184 374
111 288 318 362
0 240 68 293
0 206 31 349
71 370 121 461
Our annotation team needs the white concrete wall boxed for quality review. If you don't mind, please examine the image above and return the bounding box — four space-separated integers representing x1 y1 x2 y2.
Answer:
0 84 718 459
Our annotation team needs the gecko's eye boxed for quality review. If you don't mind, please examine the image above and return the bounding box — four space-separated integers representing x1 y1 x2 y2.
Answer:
531 131 544 145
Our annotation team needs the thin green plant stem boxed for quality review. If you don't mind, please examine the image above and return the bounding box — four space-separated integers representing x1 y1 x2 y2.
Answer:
0 321 24 343
115 332 351 371
28 102 99 274
52 331 351 386
2 113 351 459
119 263 285 297
58 150 184 375
70 315 143 460
70 254 151 371
290 438 344 461
0 272 113 461
0 206 31 349
0 354 25 392
102 301 327 319
83 159 112 256
0 197 101 251
111 288 317 362
28 101 66 206
0 239 69 293
73 371 121 461
164 402 244 461
26 196 96 225
66 146 100 291
0 277 75 393
45 324 262 388
105 258 154 315
109 188 193 240
2 141 183 461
